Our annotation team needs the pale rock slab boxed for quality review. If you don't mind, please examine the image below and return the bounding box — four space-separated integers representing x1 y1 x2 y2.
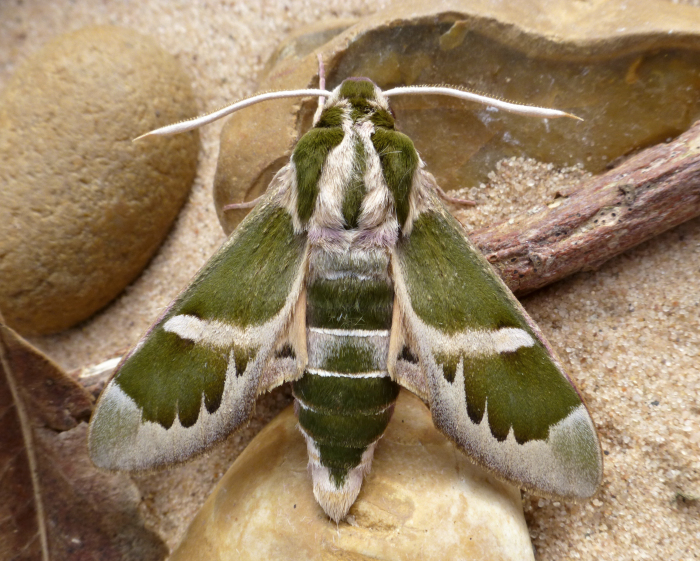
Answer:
214 0 700 234
171 390 534 561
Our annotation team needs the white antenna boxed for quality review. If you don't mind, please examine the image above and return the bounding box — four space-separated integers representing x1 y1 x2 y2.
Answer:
135 69 580 142
384 85 581 120
135 88 331 140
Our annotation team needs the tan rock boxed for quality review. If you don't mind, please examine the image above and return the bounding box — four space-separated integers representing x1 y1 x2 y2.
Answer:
0 26 199 334
170 390 534 561
213 0 700 233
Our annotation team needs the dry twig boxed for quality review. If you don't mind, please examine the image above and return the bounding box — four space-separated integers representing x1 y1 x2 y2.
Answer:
470 120 700 295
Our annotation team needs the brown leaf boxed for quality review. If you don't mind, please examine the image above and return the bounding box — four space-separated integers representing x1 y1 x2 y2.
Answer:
0 320 168 561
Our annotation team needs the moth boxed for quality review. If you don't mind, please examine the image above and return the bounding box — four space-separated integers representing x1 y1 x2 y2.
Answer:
89 61 603 522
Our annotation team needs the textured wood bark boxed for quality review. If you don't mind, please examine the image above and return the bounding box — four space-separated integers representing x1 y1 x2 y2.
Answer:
470 120 700 296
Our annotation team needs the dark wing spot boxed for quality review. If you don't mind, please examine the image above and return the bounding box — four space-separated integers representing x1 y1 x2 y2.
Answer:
398 345 419 365
275 343 296 359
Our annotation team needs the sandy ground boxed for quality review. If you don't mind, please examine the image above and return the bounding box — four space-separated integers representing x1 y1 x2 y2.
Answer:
1 1 698 559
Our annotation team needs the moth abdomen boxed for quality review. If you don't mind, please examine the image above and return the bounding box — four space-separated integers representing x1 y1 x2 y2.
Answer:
293 247 398 521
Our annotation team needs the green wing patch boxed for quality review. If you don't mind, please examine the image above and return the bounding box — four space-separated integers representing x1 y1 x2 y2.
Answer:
436 347 580 443
172 203 306 326
399 210 523 333
117 332 228 429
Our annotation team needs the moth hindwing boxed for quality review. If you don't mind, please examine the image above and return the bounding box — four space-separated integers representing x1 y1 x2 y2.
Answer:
89 75 602 522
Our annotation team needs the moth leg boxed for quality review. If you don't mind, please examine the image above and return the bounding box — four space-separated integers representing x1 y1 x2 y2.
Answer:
313 54 326 124
222 198 261 211
435 184 476 207
317 53 326 91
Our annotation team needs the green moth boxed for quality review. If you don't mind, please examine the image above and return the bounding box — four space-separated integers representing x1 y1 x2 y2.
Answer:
88 67 603 522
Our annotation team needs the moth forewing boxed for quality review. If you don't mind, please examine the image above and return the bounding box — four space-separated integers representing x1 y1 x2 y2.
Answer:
392 193 602 500
88 182 309 471
89 72 601 524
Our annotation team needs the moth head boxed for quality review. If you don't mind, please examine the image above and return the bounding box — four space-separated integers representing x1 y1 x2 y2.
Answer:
337 77 378 97
319 78 393 126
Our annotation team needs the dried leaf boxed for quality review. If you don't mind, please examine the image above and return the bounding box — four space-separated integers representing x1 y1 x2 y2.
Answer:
0 320 167 561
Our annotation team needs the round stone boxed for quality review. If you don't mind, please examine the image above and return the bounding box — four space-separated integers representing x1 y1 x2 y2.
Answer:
0 25 199 334
171 390 534 561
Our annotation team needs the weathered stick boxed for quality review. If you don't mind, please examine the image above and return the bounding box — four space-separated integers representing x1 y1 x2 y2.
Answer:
470 120 700 295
